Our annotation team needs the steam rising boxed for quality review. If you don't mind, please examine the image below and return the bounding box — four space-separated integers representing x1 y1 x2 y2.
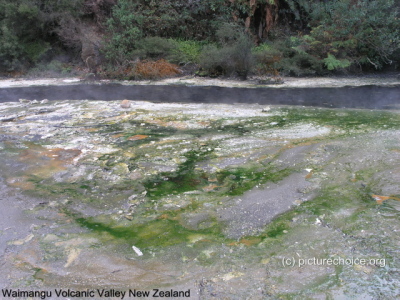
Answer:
0 84 399 109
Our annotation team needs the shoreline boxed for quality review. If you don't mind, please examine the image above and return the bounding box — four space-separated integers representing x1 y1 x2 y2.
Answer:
0 74 399 89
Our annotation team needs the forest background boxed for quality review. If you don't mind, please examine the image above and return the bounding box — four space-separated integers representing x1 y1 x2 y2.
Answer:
0 0 399 80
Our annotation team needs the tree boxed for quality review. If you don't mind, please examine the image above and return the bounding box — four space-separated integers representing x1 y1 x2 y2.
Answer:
284 0 400 70
0 0 84 72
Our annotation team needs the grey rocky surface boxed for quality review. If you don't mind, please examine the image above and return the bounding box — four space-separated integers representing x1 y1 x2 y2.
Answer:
0 80 399 299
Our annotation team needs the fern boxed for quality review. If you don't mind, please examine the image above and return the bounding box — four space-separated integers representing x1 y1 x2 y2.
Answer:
323 54 351 70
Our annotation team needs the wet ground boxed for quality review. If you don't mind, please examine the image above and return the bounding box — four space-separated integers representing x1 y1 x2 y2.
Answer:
0 83 400 299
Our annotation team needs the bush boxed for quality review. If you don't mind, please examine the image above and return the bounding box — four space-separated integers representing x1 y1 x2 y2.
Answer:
276 52 325 76
252 43 282 76
133 59 181 80
103 0 236 65
137 37 176 60
100 59 181 80
0 0 84 72
27 60 77 78
102 0 143 65
168 39 204 65
285 0 400 70
198 23 254 79
0 1 42 70
198 44 232 77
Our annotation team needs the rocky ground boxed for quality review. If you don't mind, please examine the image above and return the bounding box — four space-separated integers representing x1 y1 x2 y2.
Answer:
0 78 400 299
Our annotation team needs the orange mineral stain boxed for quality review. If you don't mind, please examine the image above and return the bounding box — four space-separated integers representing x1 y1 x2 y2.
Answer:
372 194 400 204
15 145 82 180
128 135 148 141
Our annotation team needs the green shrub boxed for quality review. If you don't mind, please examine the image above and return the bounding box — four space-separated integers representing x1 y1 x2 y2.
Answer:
250 37 324 76
198 44 232 77
27 60 77 77
323 54 351 71
252 43 282 75
0 0 84 72
285 0 400 70
198 23 254 79
168 39 204 65
0 1 40 70
103 0 143 65
276 52 324 76
137 37 176 60
250 37 321 76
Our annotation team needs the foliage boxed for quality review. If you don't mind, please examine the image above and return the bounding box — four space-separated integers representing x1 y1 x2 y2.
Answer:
199 44 232 77
274 36 325 75
277 51 324 76
1 0 399 76
323 54 351 71
102 0 238 66
0 0 84 72
133 59 181 80
199 23 254 79
102 0 143 65
27 60 77 78
168 39 204 65
249 37 324 76
101 59 181 80
252 43 282 75
284 0 400 70
0 0 42 70
136 37 177 60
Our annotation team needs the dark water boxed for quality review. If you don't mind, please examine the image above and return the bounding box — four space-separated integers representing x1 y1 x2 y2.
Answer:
0 83 399 109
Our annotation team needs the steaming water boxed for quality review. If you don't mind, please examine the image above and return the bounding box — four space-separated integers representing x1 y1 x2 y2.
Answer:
0 84 399 109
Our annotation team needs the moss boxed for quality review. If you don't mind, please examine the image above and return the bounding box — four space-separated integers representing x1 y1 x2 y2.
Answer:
70 212 227 250
25 175 139 207
143 147 214 199
264 222 290 238
216 165 292 196
211 122 251 135
32 268 45 282
296 183 374 217
280 107 400 131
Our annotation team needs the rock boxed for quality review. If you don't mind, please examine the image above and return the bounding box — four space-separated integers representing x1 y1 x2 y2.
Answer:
124 215 133 221
132 245 143 256
121 100 131 108
262 106 271 112
83 73 97 81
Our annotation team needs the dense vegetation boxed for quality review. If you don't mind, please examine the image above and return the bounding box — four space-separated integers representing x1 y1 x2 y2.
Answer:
0 0 399 78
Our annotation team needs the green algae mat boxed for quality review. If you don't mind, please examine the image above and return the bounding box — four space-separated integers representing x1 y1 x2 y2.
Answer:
0 99 399 299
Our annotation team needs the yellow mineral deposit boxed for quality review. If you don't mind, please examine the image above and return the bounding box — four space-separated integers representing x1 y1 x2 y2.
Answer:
9 234 34 246
221 271 244 281
64 248 82 268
